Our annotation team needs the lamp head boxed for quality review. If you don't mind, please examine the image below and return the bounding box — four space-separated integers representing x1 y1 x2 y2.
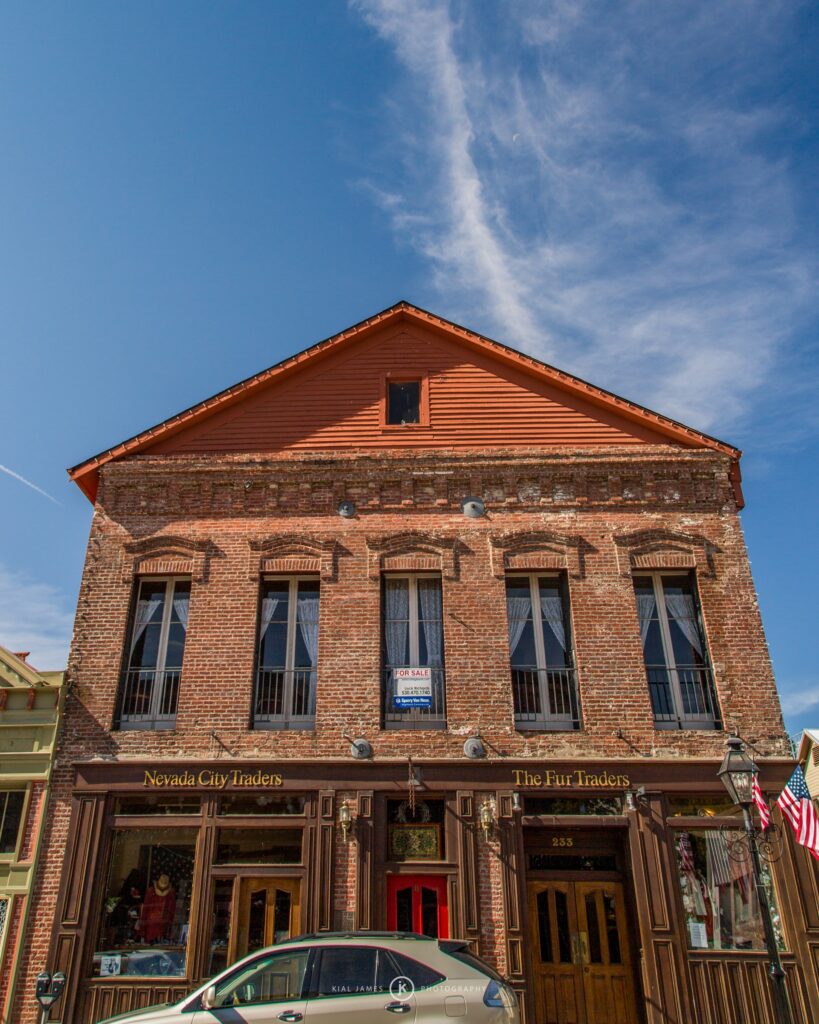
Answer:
718 735 757 808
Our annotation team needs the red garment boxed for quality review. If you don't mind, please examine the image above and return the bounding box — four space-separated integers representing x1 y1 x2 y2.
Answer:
139 885 176 942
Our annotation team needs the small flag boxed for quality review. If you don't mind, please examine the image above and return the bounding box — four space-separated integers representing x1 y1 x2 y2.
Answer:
752 775 771 830
678 832 695 873
777 766 819 862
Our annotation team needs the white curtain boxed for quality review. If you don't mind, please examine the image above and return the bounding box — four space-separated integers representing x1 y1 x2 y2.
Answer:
130 596 163 654
540 592 567 652
418 579 443 667
636 593 656 647
664 593 703 657
296 595 320 667
259 596 281 640
172 590 189 630
506 594 531 656
385 580 408 667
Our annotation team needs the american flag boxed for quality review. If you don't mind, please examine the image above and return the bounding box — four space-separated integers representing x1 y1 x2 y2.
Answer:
678 832 695 873
777 766 819 862
752 775 771 830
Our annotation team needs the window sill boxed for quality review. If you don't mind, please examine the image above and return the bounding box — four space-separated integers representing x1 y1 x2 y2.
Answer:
515 720 581 732
117 722 177 732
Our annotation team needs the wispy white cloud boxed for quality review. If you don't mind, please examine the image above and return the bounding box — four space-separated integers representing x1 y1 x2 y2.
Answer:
781 687 819 717
352 0 816 435
0 463 61 504
0 563 73 670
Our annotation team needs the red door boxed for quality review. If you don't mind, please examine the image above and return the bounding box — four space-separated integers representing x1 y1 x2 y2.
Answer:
387 875 449 938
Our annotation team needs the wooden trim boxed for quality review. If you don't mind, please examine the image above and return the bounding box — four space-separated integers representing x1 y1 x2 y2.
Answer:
355 791 374 931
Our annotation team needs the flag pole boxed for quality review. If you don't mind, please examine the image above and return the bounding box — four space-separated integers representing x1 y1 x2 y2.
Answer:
740 803 793 1024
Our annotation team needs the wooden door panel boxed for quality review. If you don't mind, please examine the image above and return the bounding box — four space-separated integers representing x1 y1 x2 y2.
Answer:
528 879 638 1024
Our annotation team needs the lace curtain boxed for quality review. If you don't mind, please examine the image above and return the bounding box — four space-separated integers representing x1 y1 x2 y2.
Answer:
540 592 566 652
385 579 409 667
636 592 656 647
418 579 443 667
296 594 320 667
172 589 189 630
664 593 703 658
506 594 531 656
130 596 163 655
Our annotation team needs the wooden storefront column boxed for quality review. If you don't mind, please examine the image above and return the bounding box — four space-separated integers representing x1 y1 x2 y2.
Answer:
498 791 528 1018
355 791 374 931
627 794 693 1024
47 792 109 1024
455 791 480 948
306 790 335 933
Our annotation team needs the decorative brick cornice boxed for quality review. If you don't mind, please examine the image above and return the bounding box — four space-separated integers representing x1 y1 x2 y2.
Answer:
101 449 736 519
613 528 720 578
248 534 338 581
365 531 459 580
123 534 212 583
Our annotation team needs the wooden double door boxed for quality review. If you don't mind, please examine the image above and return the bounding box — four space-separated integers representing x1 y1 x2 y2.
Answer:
528 880 638 1024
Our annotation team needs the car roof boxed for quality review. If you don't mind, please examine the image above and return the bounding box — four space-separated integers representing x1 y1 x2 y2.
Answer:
282 930 438 945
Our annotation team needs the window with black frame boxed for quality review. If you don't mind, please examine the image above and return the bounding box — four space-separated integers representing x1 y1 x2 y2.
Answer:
383 575 446 729
634 573 720 729
506 574 579 730
118 579 190 730
254 578 319 729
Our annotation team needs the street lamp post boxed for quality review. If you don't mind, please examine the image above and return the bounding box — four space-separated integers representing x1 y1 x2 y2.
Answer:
717 736 794 1024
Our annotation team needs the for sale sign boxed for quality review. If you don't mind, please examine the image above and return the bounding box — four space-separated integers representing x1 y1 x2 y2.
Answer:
393 667 433 708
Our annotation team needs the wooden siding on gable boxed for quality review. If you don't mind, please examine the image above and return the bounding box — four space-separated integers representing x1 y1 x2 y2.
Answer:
149 324 686 455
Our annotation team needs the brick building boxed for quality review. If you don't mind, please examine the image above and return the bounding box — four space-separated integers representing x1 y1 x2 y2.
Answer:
15 303 819 1022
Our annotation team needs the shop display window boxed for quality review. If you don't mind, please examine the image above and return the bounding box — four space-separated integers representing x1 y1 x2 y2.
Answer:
218 794 306 816
387 798 445 861
114 795 201 816
215 828 302 864
94 828 197 978
674 829 784 951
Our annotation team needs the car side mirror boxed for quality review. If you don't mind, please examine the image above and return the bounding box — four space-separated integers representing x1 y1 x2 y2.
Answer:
201 985 217 1009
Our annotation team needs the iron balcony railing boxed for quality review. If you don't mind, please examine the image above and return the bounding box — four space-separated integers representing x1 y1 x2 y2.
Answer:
383 666 446 730
119 668 180 730
512 665 581 730
254 667 316 729
646 664 721 729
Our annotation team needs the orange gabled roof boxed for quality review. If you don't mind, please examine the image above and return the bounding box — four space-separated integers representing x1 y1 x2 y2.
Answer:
68 300 741 503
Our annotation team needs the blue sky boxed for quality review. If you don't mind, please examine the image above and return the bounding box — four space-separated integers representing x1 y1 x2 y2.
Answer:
0 1 816 739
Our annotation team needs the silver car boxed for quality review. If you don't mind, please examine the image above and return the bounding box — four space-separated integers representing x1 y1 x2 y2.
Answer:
97 932 519 1023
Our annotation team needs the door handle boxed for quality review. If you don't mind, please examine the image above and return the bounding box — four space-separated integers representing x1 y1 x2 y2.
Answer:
277 1013 303 1022
384 1002 412 1014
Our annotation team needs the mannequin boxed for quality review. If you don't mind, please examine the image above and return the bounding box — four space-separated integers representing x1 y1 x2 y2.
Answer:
139 872 176 943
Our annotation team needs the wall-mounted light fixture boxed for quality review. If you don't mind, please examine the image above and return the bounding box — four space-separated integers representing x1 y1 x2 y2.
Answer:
338 800 355 843
479 799 496 839
460 496 486 518
511 791 521 813
342 733 373 759
625 786 649 812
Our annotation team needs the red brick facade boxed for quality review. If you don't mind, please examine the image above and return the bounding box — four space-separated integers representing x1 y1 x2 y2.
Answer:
13 307 819 1023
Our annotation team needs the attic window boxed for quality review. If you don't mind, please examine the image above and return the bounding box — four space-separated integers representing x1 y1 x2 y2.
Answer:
388 381 421 425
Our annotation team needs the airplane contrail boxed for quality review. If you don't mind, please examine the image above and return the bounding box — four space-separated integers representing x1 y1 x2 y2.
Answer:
0 463 61 505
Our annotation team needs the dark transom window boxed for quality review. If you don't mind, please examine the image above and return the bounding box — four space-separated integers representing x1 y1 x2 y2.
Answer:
387 380 420 424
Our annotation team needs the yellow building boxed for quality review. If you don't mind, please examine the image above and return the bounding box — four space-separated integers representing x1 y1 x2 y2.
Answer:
0 647 64 1024
798 729 819 804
